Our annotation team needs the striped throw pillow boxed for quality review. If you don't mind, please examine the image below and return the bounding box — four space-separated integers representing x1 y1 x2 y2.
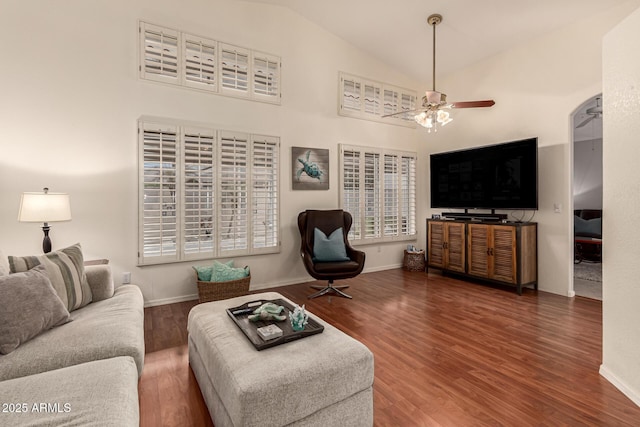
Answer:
9 243 92 311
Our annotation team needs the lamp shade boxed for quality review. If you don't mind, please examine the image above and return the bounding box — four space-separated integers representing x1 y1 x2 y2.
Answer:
18 192 72 223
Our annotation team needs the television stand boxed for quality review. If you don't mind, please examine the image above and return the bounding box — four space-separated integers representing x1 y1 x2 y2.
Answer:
442 210 507 222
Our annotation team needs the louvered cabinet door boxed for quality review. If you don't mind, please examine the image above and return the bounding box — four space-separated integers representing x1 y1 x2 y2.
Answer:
427 220 445 269
467 224 490 278
445 222 466 273
490 225 517 283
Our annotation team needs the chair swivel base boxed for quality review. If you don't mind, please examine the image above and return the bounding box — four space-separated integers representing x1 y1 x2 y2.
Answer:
308 283 352 299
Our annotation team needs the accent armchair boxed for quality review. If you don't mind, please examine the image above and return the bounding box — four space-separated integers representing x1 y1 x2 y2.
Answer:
298 209 366 299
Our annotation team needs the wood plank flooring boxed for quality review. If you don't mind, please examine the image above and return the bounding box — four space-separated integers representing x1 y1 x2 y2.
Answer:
139 268 640 426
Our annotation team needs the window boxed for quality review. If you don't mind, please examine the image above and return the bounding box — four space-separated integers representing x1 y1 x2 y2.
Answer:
138 119 280 265
139 21 281 104
339 144 416 243
338 72 416 127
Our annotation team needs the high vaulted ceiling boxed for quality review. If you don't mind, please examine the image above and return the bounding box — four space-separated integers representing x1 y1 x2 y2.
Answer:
246 0 630 83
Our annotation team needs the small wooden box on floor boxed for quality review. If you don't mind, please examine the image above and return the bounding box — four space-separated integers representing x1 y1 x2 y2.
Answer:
188 292 374 427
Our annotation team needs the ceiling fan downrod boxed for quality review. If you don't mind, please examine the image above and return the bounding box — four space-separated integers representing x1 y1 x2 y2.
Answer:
427 14 442 92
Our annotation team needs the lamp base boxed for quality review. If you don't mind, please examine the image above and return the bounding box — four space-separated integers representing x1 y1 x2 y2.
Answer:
42 224 52 254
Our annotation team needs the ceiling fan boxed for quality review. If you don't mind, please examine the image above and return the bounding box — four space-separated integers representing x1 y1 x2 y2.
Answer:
576 97 603 128
383 14 495 131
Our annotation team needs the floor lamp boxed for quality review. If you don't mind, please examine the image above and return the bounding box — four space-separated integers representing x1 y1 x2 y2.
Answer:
18 188 72 253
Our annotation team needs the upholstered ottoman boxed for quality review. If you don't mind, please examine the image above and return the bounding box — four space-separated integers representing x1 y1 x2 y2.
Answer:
188 292 374 427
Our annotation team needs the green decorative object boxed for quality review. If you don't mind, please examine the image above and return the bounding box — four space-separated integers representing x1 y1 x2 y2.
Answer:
248 302 286 322
289 304 309 331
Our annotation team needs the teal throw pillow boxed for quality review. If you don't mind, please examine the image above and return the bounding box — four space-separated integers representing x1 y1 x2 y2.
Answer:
211 261 249 282
193 260 234 281
313 227 350 262
574 216 602 237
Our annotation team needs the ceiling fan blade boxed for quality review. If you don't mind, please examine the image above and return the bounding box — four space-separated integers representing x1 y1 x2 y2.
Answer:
381 108 425 118
450 100 495 109
576 116 595 128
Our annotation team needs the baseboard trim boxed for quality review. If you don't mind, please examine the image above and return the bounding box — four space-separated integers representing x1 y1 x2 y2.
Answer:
144 264 405 307
144 294 198 308
600 364 640 407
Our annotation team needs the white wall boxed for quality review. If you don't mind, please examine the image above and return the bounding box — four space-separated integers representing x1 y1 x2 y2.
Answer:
573 138 603 210
0 0 423 305
421 1 639 296
601 5 640 407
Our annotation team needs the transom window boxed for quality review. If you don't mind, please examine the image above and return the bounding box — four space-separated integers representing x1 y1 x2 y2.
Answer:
138 118 280 265
338 72 417 127
139 22 281 104
340 144 417 243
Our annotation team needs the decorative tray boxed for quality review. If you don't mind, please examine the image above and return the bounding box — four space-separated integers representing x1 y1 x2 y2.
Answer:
226 298 324 351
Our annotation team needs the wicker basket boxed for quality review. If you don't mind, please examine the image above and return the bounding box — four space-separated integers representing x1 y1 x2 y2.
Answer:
195 272 251 303
403 250 426 272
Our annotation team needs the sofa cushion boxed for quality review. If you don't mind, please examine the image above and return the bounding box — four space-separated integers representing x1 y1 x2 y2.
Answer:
0 284 145 381
8 243 92 311
85 264 115 302
0 265 71 354
0 356 139 427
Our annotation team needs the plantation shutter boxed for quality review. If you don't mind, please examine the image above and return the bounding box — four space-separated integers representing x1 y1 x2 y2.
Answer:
383 154 399 237
401 155 417 236
341 76 361 113
183 34 217 91
252 52 280 103
218 131 249 254
220 44 250 97
341 148 361 240
182 127 215 257
364 152 381 238
340 144 416 244
400 93 416 121
139 123 179 263
252 136 279 251
383 89 399 117
140 23 179 84
364 83 382 116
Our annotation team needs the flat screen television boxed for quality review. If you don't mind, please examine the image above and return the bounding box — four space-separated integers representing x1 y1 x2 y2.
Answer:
430 137 538 210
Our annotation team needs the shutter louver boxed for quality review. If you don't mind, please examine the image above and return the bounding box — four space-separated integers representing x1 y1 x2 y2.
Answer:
183 128 215 256
141 124 179 261
252 136 279 250
342 149 361 240
253 54 280 102
141 23 179 83
220 44 250 96
219 132 249 253
183 35 217 91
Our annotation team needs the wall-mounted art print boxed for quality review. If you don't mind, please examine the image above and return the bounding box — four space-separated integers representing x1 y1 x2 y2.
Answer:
292 147 329 190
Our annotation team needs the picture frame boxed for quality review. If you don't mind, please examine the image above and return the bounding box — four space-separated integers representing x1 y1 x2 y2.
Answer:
291 147 329 190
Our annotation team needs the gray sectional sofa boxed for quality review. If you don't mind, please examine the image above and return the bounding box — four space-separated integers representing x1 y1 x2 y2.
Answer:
0 263 145 426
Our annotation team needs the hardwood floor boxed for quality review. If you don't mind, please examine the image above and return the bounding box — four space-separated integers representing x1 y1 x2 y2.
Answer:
139 268 640 426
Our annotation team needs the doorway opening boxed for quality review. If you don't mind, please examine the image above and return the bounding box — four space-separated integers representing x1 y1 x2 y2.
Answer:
571 94 603 300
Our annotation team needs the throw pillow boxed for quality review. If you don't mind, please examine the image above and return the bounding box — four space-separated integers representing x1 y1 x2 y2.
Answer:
193 260 234 282
211 261 249 282
8 243 92 311
313 227 350 262
574 215 602 238
0 265 71 354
